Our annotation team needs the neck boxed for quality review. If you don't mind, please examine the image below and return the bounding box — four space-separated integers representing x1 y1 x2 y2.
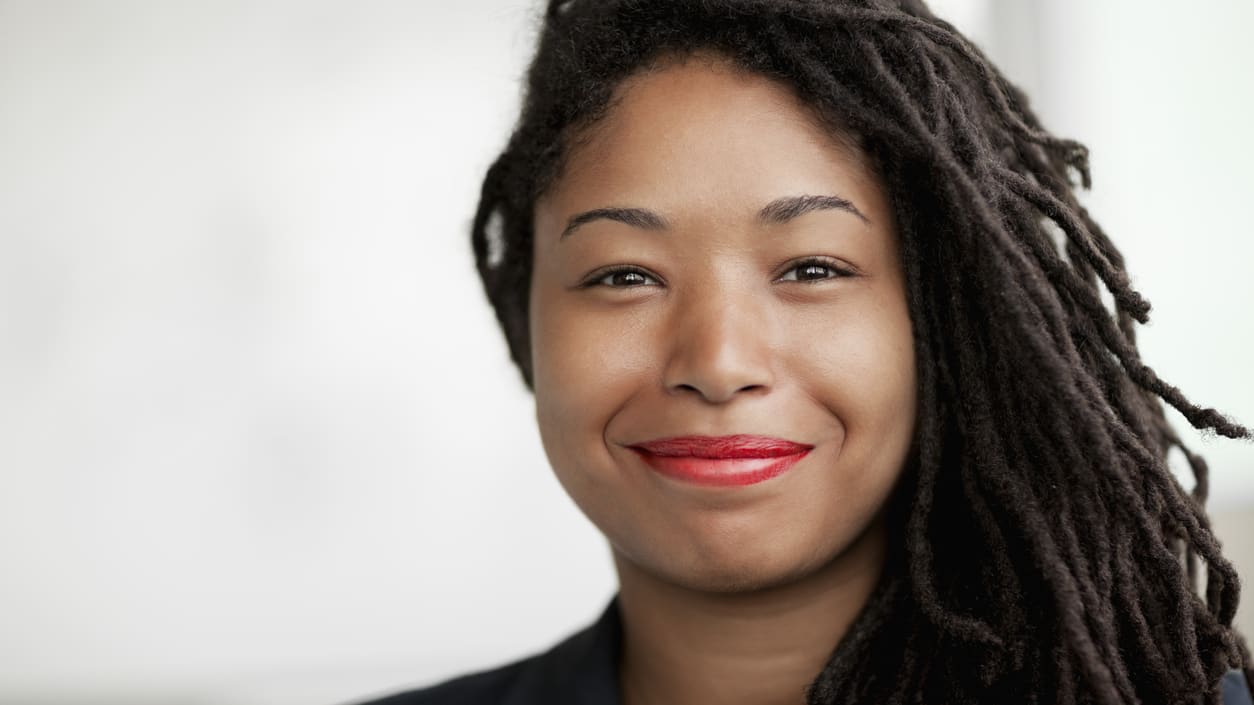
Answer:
614 514 888 705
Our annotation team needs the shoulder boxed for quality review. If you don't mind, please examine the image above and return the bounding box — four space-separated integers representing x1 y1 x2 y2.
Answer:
351 598 623 705
1223 668 1254 705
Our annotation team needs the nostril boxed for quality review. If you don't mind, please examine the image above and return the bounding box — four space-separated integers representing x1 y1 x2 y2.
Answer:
670 381 768 401
671 383 716 400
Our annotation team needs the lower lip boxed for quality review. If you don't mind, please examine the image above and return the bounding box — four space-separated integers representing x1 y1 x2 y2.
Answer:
632 450 810 487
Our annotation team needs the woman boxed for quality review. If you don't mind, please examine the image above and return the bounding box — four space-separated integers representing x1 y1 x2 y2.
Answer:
361 0 1253 703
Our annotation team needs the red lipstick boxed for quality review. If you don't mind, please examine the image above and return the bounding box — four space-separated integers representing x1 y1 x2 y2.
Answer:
628 434 813 487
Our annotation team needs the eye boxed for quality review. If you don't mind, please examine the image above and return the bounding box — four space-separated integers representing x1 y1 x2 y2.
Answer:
776 257 856 283
582 266 662 288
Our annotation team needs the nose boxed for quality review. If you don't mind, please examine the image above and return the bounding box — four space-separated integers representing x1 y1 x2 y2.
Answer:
662 288 775 404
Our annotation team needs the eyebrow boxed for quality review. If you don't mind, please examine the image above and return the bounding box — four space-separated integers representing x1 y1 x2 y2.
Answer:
758 194 870 225
559 194 869 240
560 207 668 240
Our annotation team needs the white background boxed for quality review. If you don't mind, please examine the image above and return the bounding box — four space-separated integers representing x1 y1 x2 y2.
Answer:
1 1 1251 703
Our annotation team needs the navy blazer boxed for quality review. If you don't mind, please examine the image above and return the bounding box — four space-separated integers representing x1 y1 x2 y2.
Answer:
358 597 1254 705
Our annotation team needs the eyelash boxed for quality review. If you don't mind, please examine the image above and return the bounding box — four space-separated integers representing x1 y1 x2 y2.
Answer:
580 257 856 289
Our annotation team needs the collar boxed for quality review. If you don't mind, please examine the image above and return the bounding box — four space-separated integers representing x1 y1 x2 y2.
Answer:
501 595 623 705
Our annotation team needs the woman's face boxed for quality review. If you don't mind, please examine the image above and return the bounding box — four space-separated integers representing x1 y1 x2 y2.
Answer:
529 54 918 593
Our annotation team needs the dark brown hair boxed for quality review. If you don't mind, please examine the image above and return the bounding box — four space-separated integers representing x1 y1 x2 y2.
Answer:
469 1 1252 702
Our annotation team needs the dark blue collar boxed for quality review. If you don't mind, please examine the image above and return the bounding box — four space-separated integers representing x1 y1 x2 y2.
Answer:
500 595 623 705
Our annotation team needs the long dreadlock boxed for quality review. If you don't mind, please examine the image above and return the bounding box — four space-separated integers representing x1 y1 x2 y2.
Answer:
468 1 1252 703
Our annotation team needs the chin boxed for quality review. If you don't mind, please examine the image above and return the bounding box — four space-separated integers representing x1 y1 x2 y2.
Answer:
623 537 837 595
677 565 816 594
611 504 890 596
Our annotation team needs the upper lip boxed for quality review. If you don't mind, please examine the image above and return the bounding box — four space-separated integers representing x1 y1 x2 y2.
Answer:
628 434 813 459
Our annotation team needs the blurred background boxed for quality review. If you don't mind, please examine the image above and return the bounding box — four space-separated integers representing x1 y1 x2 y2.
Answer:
1 1 1251 703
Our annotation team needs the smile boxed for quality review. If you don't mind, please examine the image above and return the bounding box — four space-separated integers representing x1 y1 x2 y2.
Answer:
627 434 813 487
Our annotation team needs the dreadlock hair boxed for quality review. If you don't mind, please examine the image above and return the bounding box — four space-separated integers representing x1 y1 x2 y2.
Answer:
468 0 1253 703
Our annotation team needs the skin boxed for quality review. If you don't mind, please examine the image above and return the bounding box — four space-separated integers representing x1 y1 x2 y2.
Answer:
530 52 918 705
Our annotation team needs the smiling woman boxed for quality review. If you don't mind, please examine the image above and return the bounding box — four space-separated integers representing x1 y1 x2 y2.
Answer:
355 1 1253 704
530 58 917 624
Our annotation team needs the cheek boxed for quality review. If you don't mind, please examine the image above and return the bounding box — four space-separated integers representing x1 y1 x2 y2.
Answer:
790 292 915 395
785 292 917 473
529 280 657 463
783 299 916 557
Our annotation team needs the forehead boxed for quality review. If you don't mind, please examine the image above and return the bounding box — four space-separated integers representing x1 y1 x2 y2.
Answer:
536 52 886 232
